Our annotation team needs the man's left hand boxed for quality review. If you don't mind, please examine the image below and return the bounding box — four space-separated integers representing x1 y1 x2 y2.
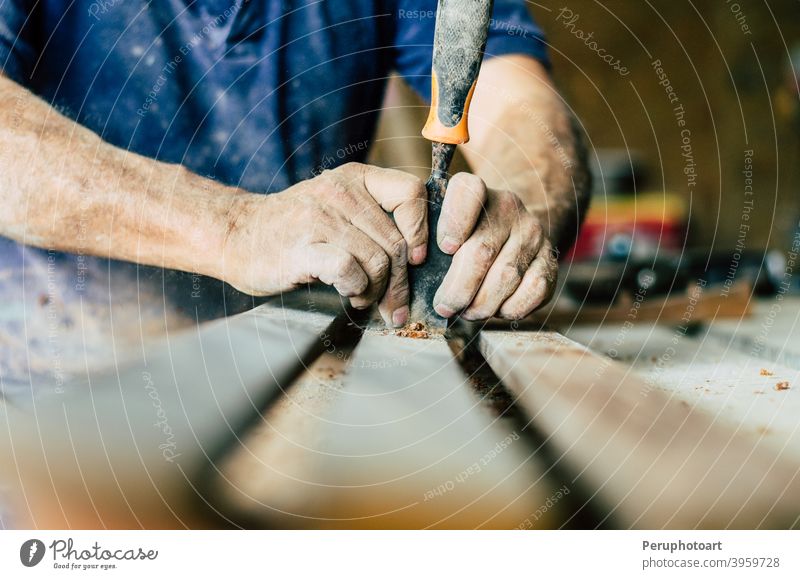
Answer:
432 173 558 321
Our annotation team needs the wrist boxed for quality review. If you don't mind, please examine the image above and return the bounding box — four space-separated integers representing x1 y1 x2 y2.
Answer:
169 170 248 281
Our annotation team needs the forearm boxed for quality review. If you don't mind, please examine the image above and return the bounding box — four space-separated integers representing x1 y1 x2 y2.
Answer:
0 73 239 278
463 55 591 251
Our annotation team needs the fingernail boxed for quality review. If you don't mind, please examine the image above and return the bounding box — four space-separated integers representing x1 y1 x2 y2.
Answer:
434 303 455 318
392 306 409 328
411 245 427 265
439 236 459 254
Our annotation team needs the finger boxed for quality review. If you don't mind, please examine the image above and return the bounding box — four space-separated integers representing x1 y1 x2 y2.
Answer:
326 225 390 310
362 165 428 265
461 218 543 321
438 172 487 254
303 243 369 298
348 203 410 327
499 239 558 319
432 214 512 318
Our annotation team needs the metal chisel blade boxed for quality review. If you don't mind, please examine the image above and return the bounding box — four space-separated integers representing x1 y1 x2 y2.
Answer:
407 142 456 331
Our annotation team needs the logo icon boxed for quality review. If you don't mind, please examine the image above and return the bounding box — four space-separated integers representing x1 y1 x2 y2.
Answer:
20 539 46 567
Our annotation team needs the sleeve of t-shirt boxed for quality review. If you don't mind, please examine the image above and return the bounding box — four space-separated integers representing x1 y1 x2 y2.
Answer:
392 0 550 102
0 0 37 83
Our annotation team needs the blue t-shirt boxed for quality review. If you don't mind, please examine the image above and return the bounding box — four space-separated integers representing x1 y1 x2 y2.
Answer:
0 0 548 192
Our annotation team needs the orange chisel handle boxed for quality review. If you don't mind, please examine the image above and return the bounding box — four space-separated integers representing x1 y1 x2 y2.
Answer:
422 0 495 145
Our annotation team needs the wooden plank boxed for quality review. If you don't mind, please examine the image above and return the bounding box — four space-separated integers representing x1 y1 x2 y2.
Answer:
215 348 352 527
703 297 800 370
216 332 570 529
261 331 558 529
565 323 800 461
0 304 336 528
481 330 800 528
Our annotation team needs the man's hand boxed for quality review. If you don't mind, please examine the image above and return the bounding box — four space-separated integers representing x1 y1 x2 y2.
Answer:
432 173 558 321
221 162 428 327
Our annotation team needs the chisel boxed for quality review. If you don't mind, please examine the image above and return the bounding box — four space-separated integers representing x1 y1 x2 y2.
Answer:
408 0 495 331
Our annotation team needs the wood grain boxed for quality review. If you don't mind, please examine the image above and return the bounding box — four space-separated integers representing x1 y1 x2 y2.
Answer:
0 304 335 528
252 331 558 529
481 329 800 528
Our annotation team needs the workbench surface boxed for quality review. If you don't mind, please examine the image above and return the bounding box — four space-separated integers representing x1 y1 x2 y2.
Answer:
2 292 799 529
565 298 800 461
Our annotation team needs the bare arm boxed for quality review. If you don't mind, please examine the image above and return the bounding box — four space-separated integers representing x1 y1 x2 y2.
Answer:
0 74 428 327
464 54 590 251
0 72 236 279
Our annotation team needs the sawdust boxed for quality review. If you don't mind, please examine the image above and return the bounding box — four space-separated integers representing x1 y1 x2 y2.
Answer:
775 381 790 391
316 366 341 380
395 321 431 339
760 368 774 376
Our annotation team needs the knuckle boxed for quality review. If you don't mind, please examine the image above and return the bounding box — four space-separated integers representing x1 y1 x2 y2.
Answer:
405 174 427 199
471 239 499 266
451 172 485 195
366 249 390 278
497 190 521 214
326 179 351 203
352 276 369 295
523 217 543 240
337 164 369 192
499 264 522 289
387 282 409 304
339 161 365 174
527 278 550 303
308 204 330 223
335 253 357 276
311 208 341 235
389 236 408 262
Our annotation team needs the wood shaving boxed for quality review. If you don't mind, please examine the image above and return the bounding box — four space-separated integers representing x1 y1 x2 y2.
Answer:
395 321 430 339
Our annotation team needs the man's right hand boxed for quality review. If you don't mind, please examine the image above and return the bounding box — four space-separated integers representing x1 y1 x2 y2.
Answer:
220 162 428 327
